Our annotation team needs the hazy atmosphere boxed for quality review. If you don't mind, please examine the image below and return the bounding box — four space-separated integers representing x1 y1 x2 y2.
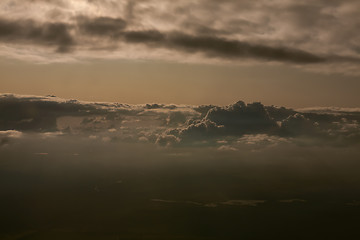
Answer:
1 1 360 239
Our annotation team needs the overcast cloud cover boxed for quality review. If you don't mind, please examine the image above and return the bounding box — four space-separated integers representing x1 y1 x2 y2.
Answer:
0 0 359 74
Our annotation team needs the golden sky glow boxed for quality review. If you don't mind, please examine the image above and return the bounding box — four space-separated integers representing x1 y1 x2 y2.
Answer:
0 0 359 107
1 57 359 108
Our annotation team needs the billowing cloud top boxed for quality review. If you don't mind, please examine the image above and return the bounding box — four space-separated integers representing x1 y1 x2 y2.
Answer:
0 0 359 74
1 93 359 148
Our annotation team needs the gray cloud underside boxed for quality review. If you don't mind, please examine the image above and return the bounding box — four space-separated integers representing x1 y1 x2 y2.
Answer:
1 94 359 147
0 18 74 53
0 0 359 73
0 17 329 63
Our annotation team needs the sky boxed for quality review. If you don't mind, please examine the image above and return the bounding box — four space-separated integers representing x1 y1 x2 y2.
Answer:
0 0 359 107
1 1 360 239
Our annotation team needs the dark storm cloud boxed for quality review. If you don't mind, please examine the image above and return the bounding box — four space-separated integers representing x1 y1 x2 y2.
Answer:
0 14 358 65
0 0 359 73
120 30 325 64
0 18 74 53
82 25 360 64
124 30 165 43
77 16 127 37
0 16 346 64
166 33 325 63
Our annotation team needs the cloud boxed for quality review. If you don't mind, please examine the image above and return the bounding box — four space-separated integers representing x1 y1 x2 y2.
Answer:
237 134 290 146
156 134 180 147
0 130 23 147
77 16 127 37
265 105 297 122
171 119 224 144
297 106 360 115
0 18 74 53
0 93 135 131
165 111 188 126
166 33 325 64
204 101 278 135
164 101 280 145
280 113 320 137
160 100 360 146
1 94 360 147
121 30 326 64
217 145 237 151
124 30 165 43
0 0 359 74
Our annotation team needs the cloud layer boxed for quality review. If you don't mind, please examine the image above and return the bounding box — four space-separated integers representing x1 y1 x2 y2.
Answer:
0 0 359 74
1 93 359 148
1 93 360 239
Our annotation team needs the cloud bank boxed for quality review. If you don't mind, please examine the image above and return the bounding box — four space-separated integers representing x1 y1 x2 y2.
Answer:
1 93 359 148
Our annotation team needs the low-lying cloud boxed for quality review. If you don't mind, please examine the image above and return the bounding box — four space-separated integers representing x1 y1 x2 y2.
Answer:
1 93 359 148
